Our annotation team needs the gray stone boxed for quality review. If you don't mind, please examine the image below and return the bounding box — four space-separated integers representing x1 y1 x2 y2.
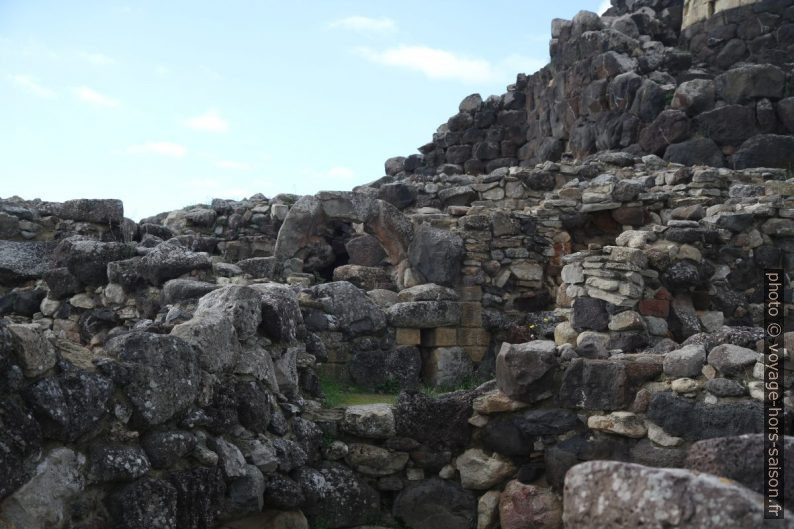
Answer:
102 332 199 426
8 323 56 377
0 241 56 285
708 344 757 376
563 461 784 529
60 198 123 224
663 344 706 378
408 224 464 286
715 64 786 104
496 341 558 403
341 404 396 439
386 301 461 328
0 448 85 529
393 478 476 529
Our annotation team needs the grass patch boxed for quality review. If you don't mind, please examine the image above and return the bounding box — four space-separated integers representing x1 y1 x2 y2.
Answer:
319 375 399 408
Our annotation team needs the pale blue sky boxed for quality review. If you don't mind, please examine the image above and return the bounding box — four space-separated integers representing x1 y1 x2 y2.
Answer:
1 0 608 220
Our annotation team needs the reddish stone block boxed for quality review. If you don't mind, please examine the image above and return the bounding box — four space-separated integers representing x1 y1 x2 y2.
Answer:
639 299 670 318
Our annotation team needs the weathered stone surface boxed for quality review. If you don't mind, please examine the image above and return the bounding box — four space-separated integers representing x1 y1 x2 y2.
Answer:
686 434 794 504
310 281 387 335
296 462 380 528
107 477 178 529
499 480 562 529
57 238 136 286
8 323 56 377
587 411 647 438
559 357 662 410
563 461 783 528
60 198 123 224
393 478 477 529
194 286 262 340
23 365 113 442
395 390 475 450
341 404 396 439
161 279 219 304
647 392 763 440
0 241 56 285
141 431 196 469
732 134 794 169
455 448 515 490
707 344 757 375
88 444 151 482
102 332 199 426
570 297 608 331
386 301 461 328
715 64 785 104
496 341 558 403
482 408 580 457
344 443 408 476
663 344 706 378
0 448 85 529
398 283 458 302
408 224 464 286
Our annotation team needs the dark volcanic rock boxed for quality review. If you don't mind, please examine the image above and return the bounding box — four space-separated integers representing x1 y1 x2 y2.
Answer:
0 399 42 501
141 431 196 469
107 477 178 529
23 364 113 442
393 478 476 529
559 357 662 411
482 408 581 457
0 241 56 286
296 462 380 528
408 224 464 287
89 444 151 483
102 332 199 426
395 390 476 450
647 392 763 440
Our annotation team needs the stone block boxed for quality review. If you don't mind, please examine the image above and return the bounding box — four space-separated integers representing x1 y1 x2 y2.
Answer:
421 327 458 347
395 328 421 346
460 302 483 327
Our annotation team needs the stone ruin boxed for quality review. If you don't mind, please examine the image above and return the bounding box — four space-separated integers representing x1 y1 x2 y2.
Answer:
1 0 793 528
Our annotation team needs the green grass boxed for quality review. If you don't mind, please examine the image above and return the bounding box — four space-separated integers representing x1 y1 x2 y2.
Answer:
319 375 399 408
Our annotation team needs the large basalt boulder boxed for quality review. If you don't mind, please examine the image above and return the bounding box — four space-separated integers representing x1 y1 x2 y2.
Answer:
170 311 241 373
137 241 211 285
386 301 461 328
563 461 788 528
345 234 388 267
715 63 786 104
341 404 396 439
22 364 113 442
0 448 85 529
496 341 558 403
60 198 124 224
499 480 562 529
0 241 56 286
102 332 200 426
166 467 225 529
193 285 262 341
559 356 662 410
296 462 380 528
408 224 464 286
107 477 178 529
647 392 763 440
686 434 794 504
663 137 725 167
482 408 580 457
395 390 476 450
732 134 794 169
56 238 136 286
0 399 43 501
393 478 477 529
309 281 386 336
252 283 304 343
161 279 219 304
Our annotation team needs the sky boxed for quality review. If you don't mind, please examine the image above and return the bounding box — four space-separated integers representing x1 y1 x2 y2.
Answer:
1 0 610 221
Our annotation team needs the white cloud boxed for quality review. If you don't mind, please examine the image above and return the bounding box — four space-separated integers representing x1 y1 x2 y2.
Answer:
127 142 187 157
79 52 116 65
8 74 56 98
328 16 397 33
598 0 611 14
356 45 544 84
185 110 229 132
73 86 120 107
215 160 251 170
